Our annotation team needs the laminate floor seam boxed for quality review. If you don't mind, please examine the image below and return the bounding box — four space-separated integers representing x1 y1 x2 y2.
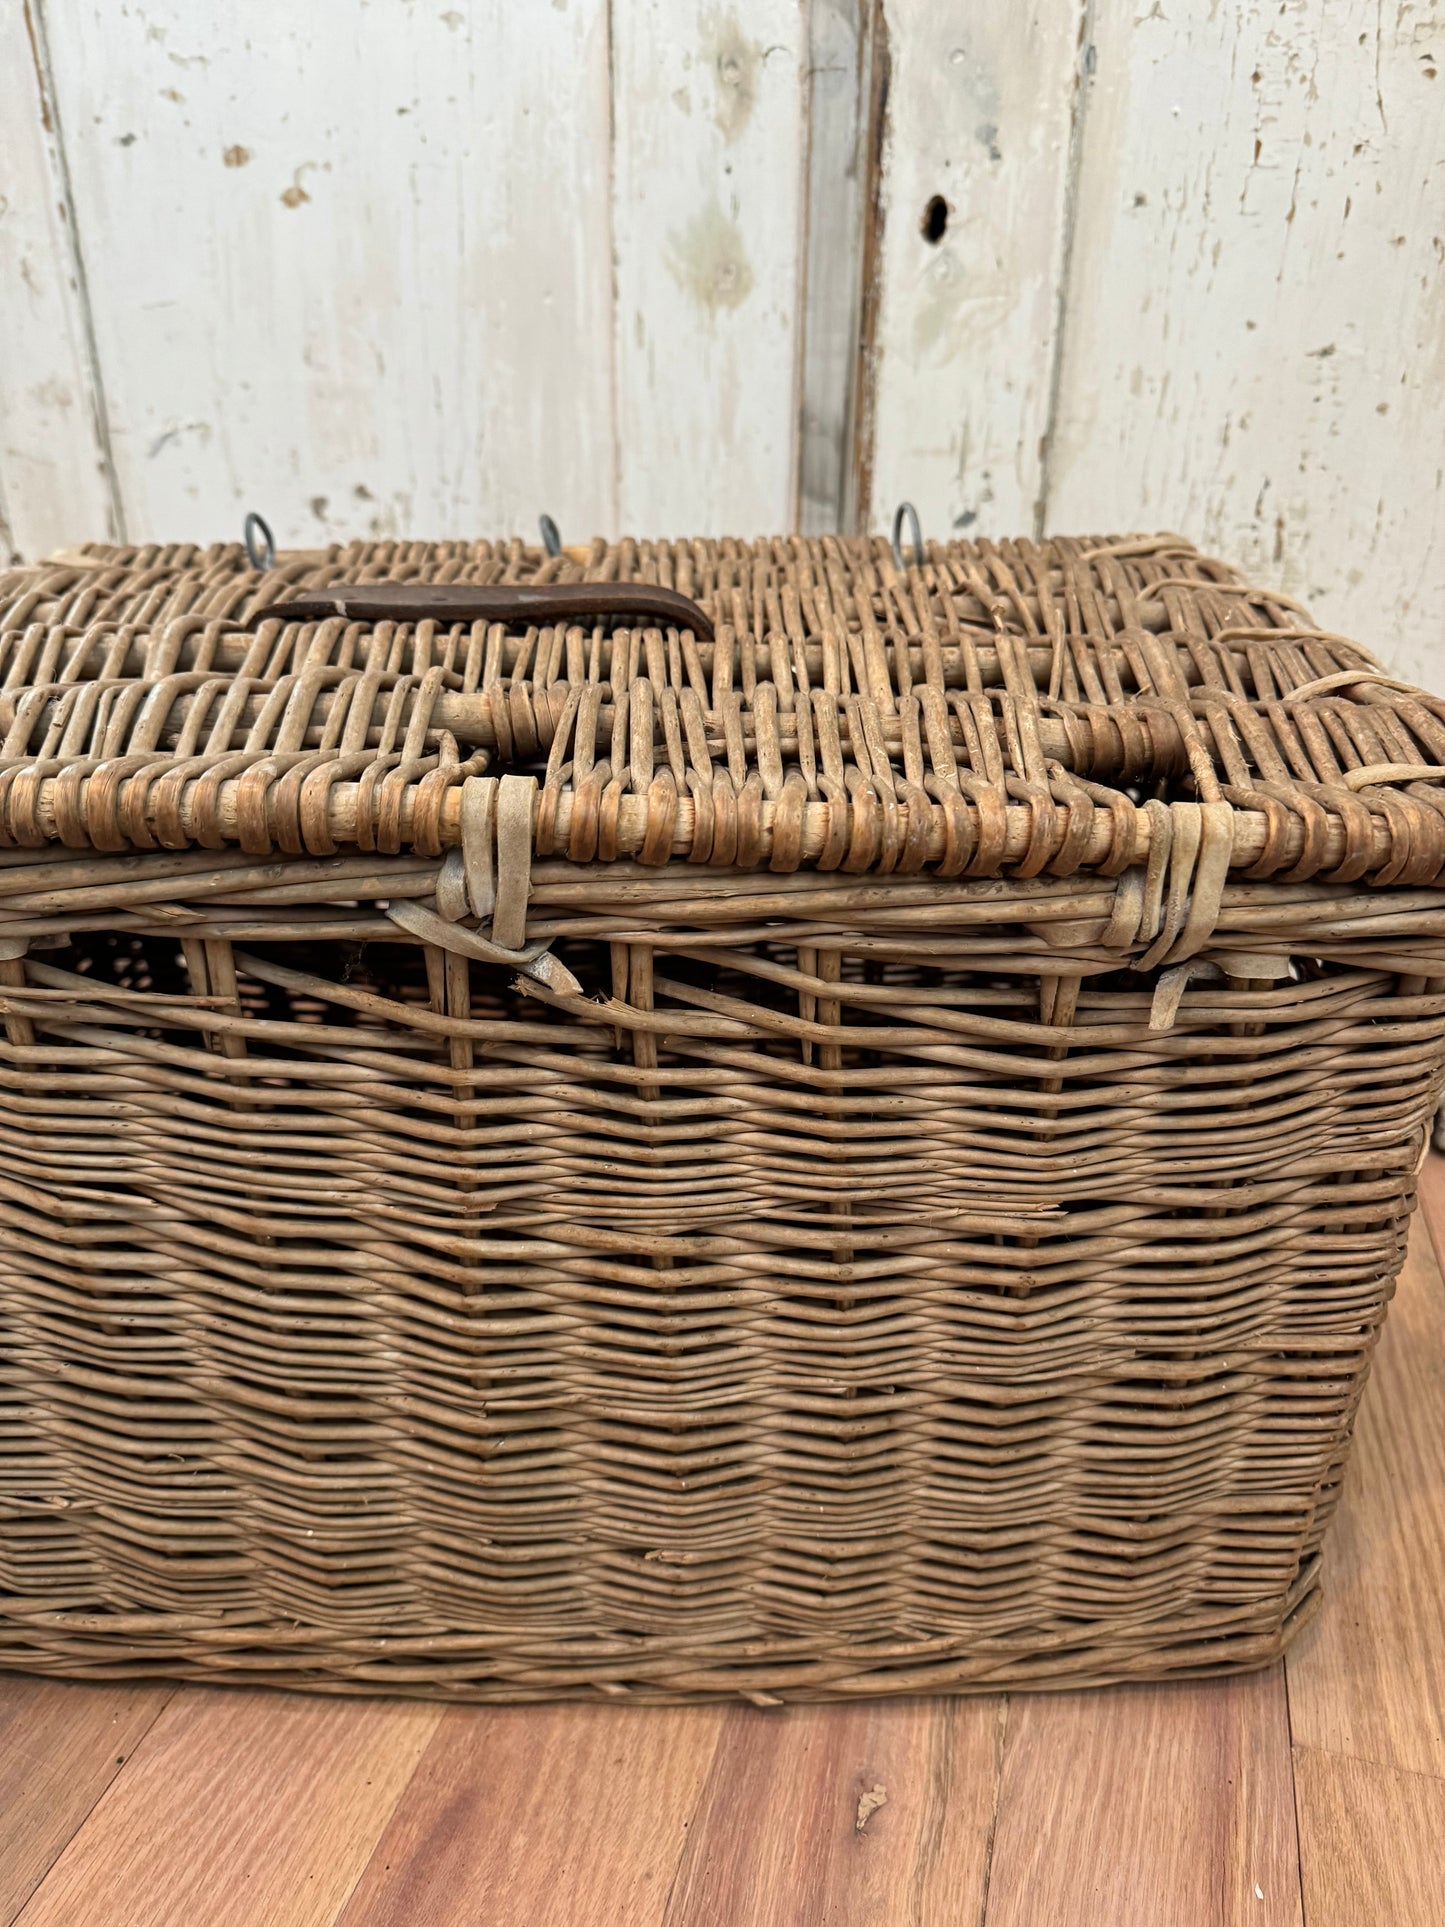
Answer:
0 1685 176 1927
975 1694 1009 1927
1290 1739 1445 1791
315 1714 442 1927
1281 1643 1309 1926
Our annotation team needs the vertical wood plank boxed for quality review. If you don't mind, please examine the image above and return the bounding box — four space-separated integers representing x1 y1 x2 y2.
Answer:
0 1676 171 1926
1285 1215 1445 1781
15 1688 441 1927
1294 1747 1445 1927
611 0 807 534
1045 0 1445 685
983 1670 1303 1927
335 1702 725 1927
865 0 1083 539
38 0 617 549
0 0 118 558
662 1697 1002 1927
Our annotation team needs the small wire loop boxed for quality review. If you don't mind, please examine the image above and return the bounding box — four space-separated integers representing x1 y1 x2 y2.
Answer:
243 512 276 572
891 501 923 570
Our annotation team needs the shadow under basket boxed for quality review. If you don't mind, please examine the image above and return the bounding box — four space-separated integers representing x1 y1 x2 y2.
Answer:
2 529 1444 1702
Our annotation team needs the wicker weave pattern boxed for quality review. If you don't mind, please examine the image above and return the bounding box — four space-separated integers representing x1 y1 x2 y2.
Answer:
1 533 1442 1701
6 533 1445 893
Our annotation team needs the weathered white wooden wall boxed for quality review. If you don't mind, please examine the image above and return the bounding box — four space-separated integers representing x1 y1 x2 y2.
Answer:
866 1 1079 539
1047 0 1445 691
2 0 1442 678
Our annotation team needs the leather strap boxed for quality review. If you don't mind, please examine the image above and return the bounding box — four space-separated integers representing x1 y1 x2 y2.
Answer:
250 579 714 640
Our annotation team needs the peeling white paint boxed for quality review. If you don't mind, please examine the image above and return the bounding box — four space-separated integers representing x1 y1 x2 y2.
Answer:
1046 0 1445 683
867 0 1082 538
611 0 804 533
0 0 119 554
30 0 619 545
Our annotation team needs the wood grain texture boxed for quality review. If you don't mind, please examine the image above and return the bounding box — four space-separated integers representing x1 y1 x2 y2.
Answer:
0 0 118 558
1045 0 1445 683
38 0 618 548
983 1670 1303 1927
1294 1747 1445 1927
867 0 1081 538
13 1689 441 1927
662 1697 1002 1927
611 0 805 534
1285 1197 1445 1781
0 1676 171 1926
335 1702 725 1927
1287 1179 1445 1780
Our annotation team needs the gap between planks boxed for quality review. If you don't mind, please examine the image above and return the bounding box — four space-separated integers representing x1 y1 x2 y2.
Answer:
0 1676 173 1926
12 1688 444 1927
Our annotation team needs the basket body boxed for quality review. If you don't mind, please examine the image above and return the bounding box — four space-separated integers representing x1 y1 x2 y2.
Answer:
2 532 1444 1701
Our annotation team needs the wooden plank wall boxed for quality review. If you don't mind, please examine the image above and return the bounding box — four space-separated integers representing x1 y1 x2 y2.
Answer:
1046 0 1445 691
1 0 1441 677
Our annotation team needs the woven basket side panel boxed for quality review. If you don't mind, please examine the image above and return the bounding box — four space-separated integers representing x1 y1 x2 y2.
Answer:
0 926 1434 1699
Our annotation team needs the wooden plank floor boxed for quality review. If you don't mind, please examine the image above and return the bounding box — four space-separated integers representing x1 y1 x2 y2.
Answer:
6 1163 1445 1927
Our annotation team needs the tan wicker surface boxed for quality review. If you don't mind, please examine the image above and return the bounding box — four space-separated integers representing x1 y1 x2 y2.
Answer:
1 531 1442 1701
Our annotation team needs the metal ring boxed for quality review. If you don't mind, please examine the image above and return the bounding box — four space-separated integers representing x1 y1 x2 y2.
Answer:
891 500 924 571
539 513 562 559
243 512 276 572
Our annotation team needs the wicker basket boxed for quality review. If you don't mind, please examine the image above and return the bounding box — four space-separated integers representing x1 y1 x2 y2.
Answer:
2 530 1443 1703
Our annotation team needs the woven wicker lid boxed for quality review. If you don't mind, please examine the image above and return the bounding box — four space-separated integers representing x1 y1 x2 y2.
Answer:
2 532 1443 975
